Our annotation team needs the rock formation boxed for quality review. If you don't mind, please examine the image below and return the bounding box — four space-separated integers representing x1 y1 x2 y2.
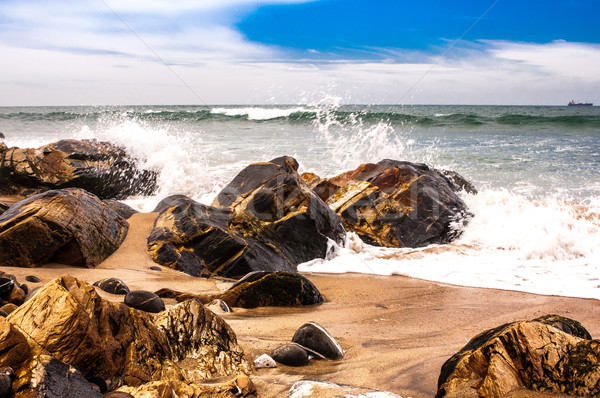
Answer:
302 160 471 247
0 188 128 268
148 156 346 278
3 276 252 396
0 139 157 199
436 315 600 398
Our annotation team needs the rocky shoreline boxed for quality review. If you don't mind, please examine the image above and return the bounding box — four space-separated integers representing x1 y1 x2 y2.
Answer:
0 139 599 397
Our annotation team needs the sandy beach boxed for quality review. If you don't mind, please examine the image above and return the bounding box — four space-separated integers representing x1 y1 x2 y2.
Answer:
1 208 598 397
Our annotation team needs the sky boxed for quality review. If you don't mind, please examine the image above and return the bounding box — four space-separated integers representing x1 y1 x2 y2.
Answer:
1 0 599 105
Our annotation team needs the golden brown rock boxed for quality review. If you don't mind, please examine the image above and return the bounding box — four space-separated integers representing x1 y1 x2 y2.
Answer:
0 139 157 199
6 276 250 389
0 188 128 268
436 316 600 398
313 160 470 248
0 318 30 370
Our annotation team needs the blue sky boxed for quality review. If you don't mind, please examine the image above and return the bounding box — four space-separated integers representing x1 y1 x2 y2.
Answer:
0 0 599 105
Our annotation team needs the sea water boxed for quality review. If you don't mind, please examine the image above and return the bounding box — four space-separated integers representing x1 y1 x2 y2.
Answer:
1 103 599 299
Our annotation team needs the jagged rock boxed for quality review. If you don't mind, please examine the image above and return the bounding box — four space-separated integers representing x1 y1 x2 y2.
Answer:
13 355 103 397
103 200 138 219
0 139 157 199
271 343 310 367
94 278 130 295
219 272 324 308
0 188 128 268
115 374 256 398
148 157 345 278
124 290 165 313
286 380 407 397
292 322 344 360
304 160 471 248
6 276 251 388
436 315 600 398
0 318 30 370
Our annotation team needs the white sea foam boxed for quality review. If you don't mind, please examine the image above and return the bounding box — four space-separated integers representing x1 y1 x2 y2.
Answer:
300 190 600 299
210 106 313 120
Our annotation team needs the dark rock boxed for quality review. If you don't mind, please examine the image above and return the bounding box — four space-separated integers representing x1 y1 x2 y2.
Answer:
12 355 103 397
0 311 7 318
103 200 138 219
0 278 14 300
7 287 26 306
436 316 600 398
19 284 28 295
0 203 9 217
0 139 157 199
25 275 41 283
124 290 165 313
292 321 344 360
87 375 108 393
0 188 128 268
93 278 130 295
0 373 11 398
271 343 309 367
220 272 324 308
315 160 471 248
149 266 162 272
534 314 592 340
207 299 233 314
25 286 40 301
148 156 346 278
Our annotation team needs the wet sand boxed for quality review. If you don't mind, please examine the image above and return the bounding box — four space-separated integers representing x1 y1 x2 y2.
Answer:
3 210 600 397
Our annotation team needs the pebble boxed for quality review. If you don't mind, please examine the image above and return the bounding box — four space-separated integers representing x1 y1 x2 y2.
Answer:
271 343 309 367
124 291 165 313
25 275 41 283
292 321 344 360
254 353 277 369
93 278 130 295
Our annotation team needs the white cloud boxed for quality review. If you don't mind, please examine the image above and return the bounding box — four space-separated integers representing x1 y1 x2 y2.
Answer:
0 1 599 105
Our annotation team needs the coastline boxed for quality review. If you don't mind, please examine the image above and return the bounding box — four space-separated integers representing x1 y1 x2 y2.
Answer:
2 210 598 397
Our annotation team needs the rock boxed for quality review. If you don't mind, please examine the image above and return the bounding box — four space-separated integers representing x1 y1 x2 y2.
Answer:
219 272 324 308
25 275 41 283
7 287 26 306
0 318 30 370
0 202 9 217
19 284 28 295
309 160 471 248
0 311 7 318
6 276 250 387
25 286 40 301
436 315 600 398
103 200 138 219
94 278 130 295
286 380 407 397
292 321 344 360
124 290 165 313
148 156 346 278
12 355 102 397
149 266 162 271
207 299 233 314
254 354 277 369
0 278 14 300
271 343 310 367
103 393 134 398
0 188 128 268
0 139 157 199
534 313 592 339
0 304 17 316
0 367 13 398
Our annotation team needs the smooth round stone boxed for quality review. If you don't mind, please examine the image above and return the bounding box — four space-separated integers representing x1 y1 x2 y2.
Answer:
93 278 130 295
8 287 26 306
207 299 232 314
20 284 29 295
25 286 41 302
0 374 10 398
0 278 14 300
292 321 344 360
149 266 162 272
25 275 41 283
0 311 7 318
254 353 277 369
271 343 309 367
124 290 165 313
103 392 135 398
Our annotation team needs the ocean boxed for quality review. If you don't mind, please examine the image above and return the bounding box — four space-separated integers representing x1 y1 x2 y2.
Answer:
1 103 599 299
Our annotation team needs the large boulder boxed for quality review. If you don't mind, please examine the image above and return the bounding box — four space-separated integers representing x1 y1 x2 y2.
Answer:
303 160 471 247
0 139 157 199
6 275 250 390
436 315 600 398
148 156 346 278
0 188 128 268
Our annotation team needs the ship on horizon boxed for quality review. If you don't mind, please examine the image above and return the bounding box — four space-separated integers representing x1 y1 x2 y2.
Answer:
568 100 593 106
